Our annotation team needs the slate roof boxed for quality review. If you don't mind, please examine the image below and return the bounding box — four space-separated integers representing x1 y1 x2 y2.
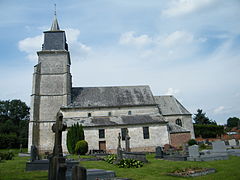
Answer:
69 86 156 108
154 96 191 116
63 115 166 127
168 123 190 133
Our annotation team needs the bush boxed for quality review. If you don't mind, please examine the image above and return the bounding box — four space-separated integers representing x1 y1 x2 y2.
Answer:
194 124 224 138
188 139 197 146
117 159 143 168
75 140 88 155
66 123 84 154
0 134 18 149
0 151 14 160
104 154 117 164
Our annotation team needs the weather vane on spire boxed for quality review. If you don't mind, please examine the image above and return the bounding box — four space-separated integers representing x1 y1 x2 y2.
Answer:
50 3 60 31
54 3 57 16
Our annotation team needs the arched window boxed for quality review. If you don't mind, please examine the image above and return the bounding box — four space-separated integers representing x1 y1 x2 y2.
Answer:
176 119 182 126
88 113 91 117
128 111 132 115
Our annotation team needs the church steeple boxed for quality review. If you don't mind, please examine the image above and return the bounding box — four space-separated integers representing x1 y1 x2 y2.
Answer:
50 4 60 31
42 6 68 51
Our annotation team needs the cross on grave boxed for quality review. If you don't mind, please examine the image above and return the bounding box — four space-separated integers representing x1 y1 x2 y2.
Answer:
52 112 67 157
118 133 121 149
48 111 67 180
125 129 131 152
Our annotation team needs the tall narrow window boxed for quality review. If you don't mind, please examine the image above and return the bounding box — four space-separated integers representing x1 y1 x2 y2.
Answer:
88 113 91 117
176 119 182 127
143 127 150 139
121 128 127 140
99 129 105 139
128 111 132 115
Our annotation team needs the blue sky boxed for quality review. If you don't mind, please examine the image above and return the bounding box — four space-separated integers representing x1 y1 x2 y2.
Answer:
0 0 240 124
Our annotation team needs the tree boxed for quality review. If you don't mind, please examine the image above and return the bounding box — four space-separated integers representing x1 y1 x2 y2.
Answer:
193 109 216 125
194 124 224 138
66 123 84 154
227 117 240 127
0 99 29 148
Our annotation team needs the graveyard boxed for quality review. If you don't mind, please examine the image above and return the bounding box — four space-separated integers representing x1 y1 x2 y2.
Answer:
0 148 240 180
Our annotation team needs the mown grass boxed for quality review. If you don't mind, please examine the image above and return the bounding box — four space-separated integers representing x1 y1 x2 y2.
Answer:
0 151 240 180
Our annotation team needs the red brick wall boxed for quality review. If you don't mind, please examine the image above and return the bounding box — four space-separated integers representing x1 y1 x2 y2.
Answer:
170 132 191 147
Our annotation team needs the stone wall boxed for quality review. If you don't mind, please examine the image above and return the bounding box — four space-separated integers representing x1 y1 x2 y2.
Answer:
62 123 169 153
170 132 191 147
164 115 195 138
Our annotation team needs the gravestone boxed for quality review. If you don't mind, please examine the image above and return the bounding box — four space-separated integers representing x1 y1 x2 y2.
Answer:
48 112 67 180
212 141 227 153
188 145 200 158
228 139 237 146
30 145 39 162
117 133 122 161
182 144 189 156
125 129 131 152
72 166 87 180
155 146 163 158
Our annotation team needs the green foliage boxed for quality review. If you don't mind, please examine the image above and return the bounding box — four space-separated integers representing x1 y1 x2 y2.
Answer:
74 140 88 155
199 143 207 150
66 123 85 154
194 124 224 138
0 133 18 148
117 159 144 168
0 99 29 148
227 117 240 127
104 154 117 164
193 109 216 125
188 139 197 146
0 151 14 160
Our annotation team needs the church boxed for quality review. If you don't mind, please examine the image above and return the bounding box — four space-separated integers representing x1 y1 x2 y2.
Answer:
28 16 195 154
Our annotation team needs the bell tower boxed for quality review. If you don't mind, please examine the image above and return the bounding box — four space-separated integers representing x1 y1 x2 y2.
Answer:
28 14 72 153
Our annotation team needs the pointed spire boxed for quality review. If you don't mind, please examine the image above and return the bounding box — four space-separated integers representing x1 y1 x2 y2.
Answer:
50 4 60 31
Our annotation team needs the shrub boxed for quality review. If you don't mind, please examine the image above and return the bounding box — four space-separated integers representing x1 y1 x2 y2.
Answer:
66 123 84 154
0 151 14 160
104 154 117 164
188 139 197 146
75 140 88 155
199 143 207 149
117 159 143 168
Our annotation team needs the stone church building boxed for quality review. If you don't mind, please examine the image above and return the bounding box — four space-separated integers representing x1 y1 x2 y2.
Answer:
28 16 194 154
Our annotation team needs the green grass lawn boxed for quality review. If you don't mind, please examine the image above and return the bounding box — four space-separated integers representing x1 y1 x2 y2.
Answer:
0 152 240 180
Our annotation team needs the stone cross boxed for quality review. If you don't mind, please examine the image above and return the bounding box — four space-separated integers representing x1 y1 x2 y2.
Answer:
117 133 122 161
118 133 121 149
48 111 67 180
52 112 67 157
125 129 131 152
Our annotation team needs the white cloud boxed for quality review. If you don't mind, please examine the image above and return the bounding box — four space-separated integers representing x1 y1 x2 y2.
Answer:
18 35 43 61
162 0 217 17
163 31 194 47
213 106 225 114
18 28 91 62
164 88 180 95
119 31 152 47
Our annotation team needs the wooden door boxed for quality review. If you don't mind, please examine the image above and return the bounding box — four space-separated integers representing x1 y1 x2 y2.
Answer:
99 141 106 151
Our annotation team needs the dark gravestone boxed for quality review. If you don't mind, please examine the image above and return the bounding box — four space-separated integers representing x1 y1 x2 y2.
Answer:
30 145 39 162
72 166 87 180
155 146 163 159
48 112 67 180
117 133 123 161
125 129 131 152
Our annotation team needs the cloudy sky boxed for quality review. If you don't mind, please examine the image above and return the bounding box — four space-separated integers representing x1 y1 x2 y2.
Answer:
0 0 240 124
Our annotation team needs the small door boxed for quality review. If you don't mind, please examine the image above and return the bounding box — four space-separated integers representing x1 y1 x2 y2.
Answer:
99 141 106 151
